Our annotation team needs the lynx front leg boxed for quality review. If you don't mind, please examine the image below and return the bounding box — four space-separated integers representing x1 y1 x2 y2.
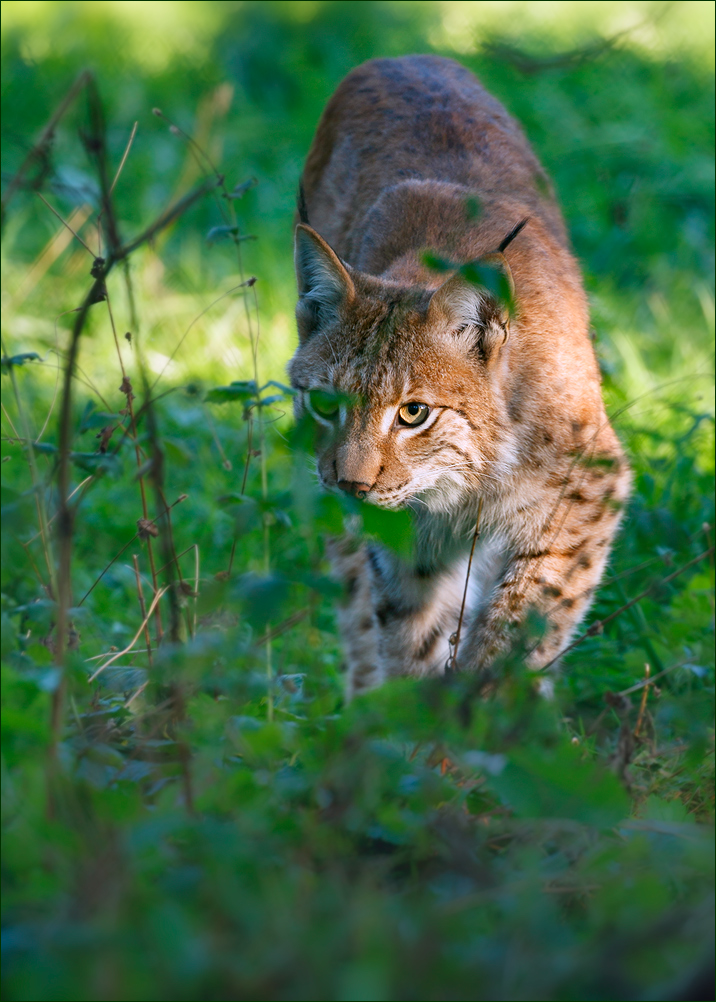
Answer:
463 516 622 671
366 547 481 679
326 540 383 697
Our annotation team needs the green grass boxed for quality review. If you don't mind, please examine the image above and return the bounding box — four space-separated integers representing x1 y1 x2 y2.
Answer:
1 3 714 1000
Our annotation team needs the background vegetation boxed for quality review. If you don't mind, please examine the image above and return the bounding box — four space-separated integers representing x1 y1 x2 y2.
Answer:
1 2 714 999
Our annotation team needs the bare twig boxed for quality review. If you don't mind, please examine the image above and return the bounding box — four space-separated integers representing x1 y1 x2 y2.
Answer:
110 121 138 194
124 681 149 708
618 658 692 696
446 498 483 670
35 193 95 256
88 587 168 682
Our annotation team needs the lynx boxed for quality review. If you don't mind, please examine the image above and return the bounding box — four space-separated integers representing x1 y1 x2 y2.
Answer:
288 55 630 696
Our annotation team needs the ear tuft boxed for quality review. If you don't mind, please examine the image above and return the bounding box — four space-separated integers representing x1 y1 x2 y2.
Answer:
295 225 355 341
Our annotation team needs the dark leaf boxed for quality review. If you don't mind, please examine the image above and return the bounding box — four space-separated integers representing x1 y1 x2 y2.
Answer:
206 380 258 404
227 177 258 199
1 352 42 372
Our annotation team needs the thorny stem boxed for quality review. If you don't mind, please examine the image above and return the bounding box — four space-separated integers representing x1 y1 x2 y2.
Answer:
104 263 163 643
53 275 104 812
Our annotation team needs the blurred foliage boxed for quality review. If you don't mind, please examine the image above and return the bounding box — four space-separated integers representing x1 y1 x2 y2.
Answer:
1 2 714 1000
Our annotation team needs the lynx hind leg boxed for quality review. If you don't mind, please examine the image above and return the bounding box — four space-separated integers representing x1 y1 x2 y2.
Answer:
326 538 384 698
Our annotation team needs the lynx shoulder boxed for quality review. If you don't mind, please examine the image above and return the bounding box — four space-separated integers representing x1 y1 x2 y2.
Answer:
288 55 630 696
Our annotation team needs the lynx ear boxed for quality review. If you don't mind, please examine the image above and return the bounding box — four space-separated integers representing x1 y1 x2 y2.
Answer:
427 268 510 363
295 224 355 341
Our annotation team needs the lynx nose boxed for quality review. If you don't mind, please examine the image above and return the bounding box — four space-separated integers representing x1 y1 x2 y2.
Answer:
337 480 372 500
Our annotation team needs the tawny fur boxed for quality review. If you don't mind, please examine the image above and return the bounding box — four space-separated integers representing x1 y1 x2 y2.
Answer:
288 55 631 697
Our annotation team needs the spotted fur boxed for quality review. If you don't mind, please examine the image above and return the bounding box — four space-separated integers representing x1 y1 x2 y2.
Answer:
288 55 631 697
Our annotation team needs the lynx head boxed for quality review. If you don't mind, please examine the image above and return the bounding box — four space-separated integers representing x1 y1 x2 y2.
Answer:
288 224 515 511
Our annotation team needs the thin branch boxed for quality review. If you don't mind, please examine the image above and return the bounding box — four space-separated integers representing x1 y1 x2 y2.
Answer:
447 498 483 670
110 121 138 194
617 658 692 697
148 280 252 392
77 493 188 606
115 177 218 262
88 587 168 682
35 193 95 256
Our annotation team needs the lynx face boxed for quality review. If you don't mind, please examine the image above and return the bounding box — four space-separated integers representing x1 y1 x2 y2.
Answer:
288 225 512 513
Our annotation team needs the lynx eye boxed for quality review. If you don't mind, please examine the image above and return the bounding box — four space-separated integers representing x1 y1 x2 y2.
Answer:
309 389 340 419
398 402 430 427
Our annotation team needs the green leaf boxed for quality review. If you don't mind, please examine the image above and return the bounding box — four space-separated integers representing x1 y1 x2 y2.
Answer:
315 494 345 535
205 380 258 404
361 505 415 558
70 452 122 476
258 393 286 408
79 405 122 433
234 573 290 628
227 177 258 199
459 260 515 312
464 194 481 220
488 744 630 828
421 251 452 272
206 224 238 244
642 795 690 823
163 437 192 466
217 493 260 534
